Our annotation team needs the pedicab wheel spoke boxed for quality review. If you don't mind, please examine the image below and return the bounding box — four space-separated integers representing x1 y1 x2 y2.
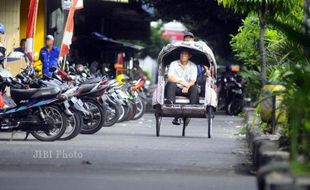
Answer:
207 106 213 138
155 113 161 137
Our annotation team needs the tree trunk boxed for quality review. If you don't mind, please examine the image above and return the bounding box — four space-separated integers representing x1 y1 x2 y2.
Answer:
259 16 267 85
305 0 310 55
305 0 310 34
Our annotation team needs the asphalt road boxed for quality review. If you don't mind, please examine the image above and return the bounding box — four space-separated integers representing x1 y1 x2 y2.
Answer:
0 114 256 190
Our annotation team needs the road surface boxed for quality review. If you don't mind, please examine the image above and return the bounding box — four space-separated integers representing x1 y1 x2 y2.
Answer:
0 114 256 190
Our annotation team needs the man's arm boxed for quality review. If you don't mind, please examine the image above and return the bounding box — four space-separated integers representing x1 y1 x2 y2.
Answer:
167 73 190 88
39 49 44 62
187 79 196 87
187 64 198 87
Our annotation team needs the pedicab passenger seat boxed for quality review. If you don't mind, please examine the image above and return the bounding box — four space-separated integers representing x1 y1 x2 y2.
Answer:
161 96 207 118
175 96 205 104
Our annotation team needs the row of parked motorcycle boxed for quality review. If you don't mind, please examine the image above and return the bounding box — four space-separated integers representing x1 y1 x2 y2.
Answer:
0 61 147 141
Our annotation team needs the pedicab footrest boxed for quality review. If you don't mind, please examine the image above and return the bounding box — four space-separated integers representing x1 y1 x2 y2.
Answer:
161 104 207 118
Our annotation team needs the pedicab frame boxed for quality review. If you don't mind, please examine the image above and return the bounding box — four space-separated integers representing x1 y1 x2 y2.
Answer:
152 41 218 138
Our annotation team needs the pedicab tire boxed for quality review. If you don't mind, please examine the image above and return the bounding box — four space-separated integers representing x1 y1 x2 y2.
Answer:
208 106 213 138
182 125 186 137
182 117 186 137
155 113 161 137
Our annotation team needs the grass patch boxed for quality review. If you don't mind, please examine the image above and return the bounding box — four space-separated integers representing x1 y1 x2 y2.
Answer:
291 162 310 176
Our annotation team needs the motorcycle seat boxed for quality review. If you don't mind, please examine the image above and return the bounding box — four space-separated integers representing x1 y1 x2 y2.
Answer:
78 83 97 94
59 83 69 92
81 77 101 85
11 87 60 102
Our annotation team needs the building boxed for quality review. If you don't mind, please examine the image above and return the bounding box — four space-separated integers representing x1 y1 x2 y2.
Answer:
0 0 46 53
0 0 150 52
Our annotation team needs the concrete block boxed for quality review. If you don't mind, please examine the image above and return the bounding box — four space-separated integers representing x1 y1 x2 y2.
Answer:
258 151 289 170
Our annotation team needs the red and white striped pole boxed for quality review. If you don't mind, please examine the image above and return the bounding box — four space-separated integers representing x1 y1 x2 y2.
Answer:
59 0 78 70
25 0 39 64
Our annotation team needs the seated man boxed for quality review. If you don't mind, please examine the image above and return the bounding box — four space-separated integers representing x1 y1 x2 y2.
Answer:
165 50 199 104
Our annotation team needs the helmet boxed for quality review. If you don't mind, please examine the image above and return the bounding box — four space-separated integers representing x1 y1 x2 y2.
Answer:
0 23 5 34
116 74 130 85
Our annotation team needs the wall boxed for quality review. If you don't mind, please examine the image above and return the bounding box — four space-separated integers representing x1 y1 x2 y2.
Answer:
20 0 46 54
0 0 21 52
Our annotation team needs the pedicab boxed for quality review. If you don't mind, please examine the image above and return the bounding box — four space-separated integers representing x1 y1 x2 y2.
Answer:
152 41 218 138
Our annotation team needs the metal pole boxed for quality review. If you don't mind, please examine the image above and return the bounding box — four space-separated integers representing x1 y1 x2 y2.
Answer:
271 95 276 134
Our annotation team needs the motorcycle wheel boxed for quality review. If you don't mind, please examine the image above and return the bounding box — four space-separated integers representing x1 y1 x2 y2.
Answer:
127 101 137 120
59 109 82 140
31 105 68 141
80 98 105 134
133 97 146 120
118 101 131 122
226 100 243 116
117 103 125 122
103 101 120 127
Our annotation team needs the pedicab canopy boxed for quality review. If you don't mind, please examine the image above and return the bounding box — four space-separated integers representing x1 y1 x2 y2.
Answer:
157 41 217 78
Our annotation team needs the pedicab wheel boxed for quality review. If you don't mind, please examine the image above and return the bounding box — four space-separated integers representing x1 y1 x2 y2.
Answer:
155 113 161 136
207 106 213 138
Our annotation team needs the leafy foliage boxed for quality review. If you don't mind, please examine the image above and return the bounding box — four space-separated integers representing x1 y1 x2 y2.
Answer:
230 15 286 66
145 24 169 59
218 0 299 84
284 63 310 163
230 15 289 99
227 0 310 170
217 0 295 16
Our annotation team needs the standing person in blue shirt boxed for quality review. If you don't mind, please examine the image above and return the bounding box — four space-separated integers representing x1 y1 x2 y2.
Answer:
39 35 60 76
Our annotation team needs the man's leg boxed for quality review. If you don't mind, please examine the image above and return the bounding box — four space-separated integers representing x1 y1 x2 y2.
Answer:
165 82 183 125
165 82 178 103
188 85 200 104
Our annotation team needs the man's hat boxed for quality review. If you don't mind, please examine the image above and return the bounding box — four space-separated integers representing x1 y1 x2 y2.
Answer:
45 35 54 41
184 31 194 38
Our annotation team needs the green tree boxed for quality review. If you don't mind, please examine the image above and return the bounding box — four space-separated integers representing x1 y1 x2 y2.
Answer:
218 0 295 85
230 15 288 99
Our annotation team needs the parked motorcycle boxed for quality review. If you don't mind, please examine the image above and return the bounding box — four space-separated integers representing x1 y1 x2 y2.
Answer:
224 76 244 116
0 75 68 141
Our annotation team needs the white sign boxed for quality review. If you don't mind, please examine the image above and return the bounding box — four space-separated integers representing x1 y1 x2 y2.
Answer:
62 0 84 10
